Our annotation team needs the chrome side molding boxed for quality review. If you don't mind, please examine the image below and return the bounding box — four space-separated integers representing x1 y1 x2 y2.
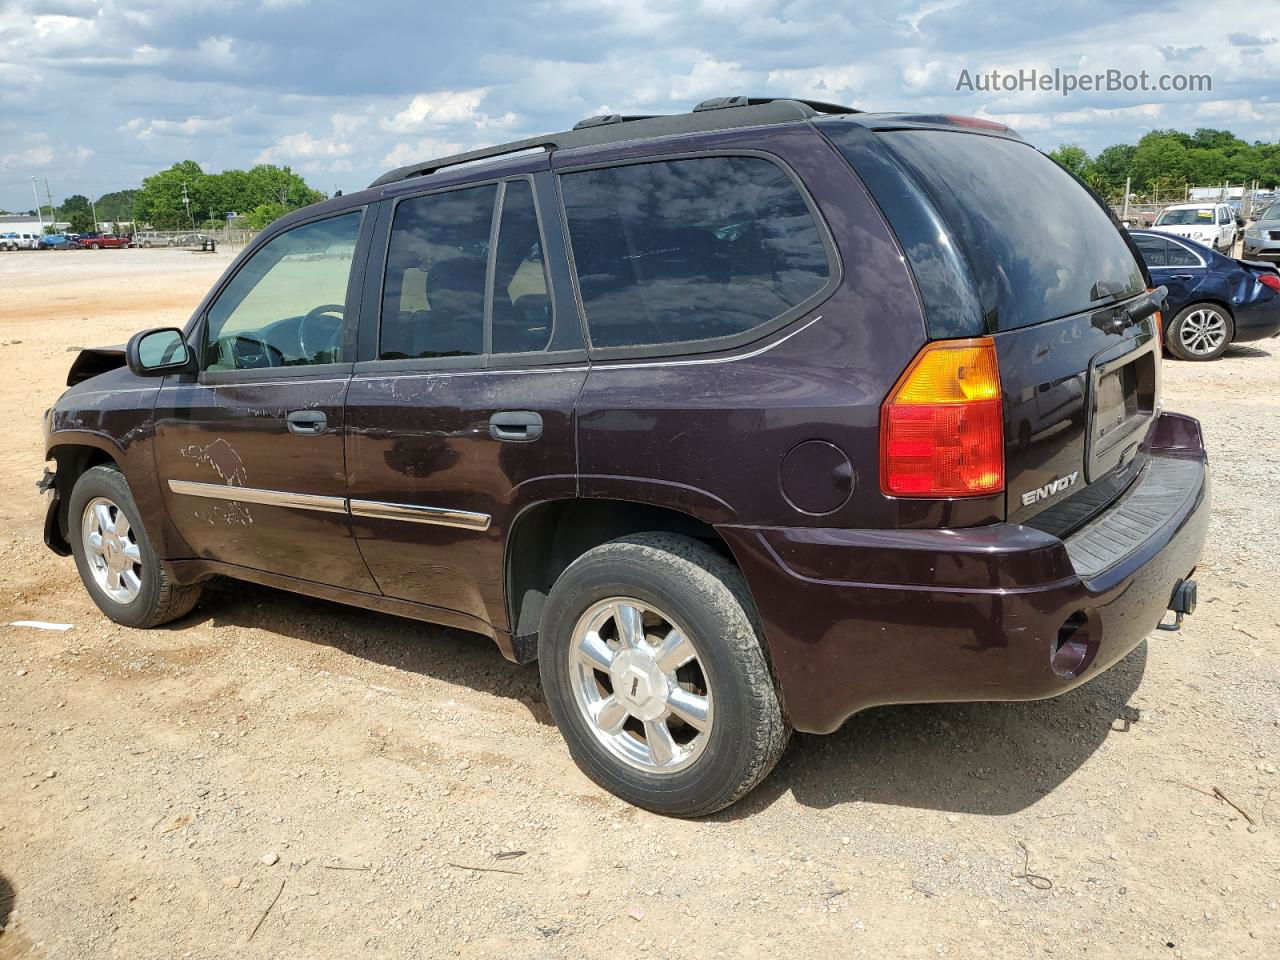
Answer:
167 479 349 515
348 499 491 531
166 479 491 531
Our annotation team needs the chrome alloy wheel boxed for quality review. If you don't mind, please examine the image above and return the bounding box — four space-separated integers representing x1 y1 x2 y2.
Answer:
81 496 143 603
569 598 713 773
1179 308 1228 356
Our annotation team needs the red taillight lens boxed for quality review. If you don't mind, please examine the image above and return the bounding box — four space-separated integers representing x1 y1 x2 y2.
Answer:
1258 272 1280 294
880 338 1005 497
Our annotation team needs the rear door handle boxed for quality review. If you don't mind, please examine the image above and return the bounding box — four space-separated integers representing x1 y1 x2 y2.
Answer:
489 411 543 442
1172 274 1194 281
286 410 327 434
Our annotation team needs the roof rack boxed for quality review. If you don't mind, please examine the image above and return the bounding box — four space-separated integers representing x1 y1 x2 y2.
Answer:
369 96 860 188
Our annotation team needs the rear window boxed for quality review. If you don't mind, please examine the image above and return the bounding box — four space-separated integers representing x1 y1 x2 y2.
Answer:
560 155 832 352
878 131 1144 330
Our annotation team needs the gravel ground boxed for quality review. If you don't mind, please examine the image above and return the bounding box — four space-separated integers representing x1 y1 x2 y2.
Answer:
0 248 1277 959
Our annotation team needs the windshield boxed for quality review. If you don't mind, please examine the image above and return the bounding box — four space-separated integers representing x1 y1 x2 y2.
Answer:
1259 203 1280 221
1156 208 1215 226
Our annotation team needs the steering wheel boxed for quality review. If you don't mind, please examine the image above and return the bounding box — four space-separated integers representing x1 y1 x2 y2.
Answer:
223 332 284 369
298 304 345 363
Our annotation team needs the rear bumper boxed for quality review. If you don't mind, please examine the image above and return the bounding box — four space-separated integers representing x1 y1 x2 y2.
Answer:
1233 300 1280 341
720 412 1210 734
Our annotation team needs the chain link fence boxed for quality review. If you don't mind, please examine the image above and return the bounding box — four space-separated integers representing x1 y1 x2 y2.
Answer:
131 228 258 250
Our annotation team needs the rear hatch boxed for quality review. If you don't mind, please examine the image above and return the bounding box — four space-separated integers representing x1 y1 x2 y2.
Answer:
824 120 1159 534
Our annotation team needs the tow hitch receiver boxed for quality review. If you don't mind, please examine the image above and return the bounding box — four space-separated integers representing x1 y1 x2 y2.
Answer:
1157 578 1198 632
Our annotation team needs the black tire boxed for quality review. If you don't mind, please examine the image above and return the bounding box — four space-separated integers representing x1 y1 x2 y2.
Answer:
539 533 789 817
1165 302 1234 361
68 465 200 628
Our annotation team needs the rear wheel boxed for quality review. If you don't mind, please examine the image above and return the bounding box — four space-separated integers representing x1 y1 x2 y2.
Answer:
539 533 789 817
1166 303 1233 361
69 465 201 627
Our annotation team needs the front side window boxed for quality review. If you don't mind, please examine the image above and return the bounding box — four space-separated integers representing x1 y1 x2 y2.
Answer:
379 185 496 360
204 212 361 371
560 155 831 351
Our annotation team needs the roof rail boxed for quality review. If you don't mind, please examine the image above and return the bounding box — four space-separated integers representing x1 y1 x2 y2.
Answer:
692 96 860 115
369 96 860 188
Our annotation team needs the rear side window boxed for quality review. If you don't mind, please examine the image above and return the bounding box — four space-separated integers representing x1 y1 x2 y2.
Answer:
380 185 496 360
877 131 1144 330
1166 241 1201 267
1132 234 1169 268
560 156 831 351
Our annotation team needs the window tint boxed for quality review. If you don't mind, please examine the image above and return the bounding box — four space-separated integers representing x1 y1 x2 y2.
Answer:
380 185 496 360
204 212 361 371
1132 235 1169 268
878 131 1145 330
1166 241 1201 267
560 156 830 350
491 180 552 354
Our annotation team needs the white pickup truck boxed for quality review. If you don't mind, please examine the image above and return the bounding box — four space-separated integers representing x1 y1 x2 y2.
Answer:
1 231 42 251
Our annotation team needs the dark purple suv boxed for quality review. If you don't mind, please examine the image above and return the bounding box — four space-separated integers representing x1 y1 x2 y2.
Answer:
41 97 1209 816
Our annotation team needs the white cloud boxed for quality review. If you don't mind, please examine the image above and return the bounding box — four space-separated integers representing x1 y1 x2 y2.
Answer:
0 145 55 171
122 115 229 140
382 89 489 133
382 137 464 169
256 131 353 164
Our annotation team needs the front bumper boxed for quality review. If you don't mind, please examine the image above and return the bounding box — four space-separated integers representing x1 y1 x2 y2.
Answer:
1243 238 1280 261
720 412 1210 734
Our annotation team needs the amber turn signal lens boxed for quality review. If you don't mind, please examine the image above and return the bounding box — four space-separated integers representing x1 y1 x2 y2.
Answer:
880 337 1005 498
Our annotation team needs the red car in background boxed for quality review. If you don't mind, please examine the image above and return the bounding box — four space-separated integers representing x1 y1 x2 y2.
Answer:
80 234 133 249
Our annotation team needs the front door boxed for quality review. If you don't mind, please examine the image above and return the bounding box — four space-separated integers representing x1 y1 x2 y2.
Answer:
344 173 586 629
154 209 379 592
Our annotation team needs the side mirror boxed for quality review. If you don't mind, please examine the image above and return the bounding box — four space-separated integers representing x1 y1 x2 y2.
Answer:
126 327 195 377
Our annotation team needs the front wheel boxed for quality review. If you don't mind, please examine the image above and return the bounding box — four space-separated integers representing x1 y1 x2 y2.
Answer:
1166 303 1233 361
539 533 789 817
68 465 201 627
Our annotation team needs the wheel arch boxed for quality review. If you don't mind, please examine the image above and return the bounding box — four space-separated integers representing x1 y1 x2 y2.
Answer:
46 439 122 552
503 498 747 663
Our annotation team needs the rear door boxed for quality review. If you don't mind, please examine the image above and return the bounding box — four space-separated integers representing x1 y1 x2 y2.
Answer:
853 127 1159 532
1134 234 1207 313
344 170 586 630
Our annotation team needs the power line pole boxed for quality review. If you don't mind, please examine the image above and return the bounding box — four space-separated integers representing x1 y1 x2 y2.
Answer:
30 177 43 232
181 180 194 229
43 179 56 229
90 197 99 232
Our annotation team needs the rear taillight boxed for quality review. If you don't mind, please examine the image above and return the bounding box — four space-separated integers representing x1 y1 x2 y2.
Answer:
880 337 1004 497
1258 273 1280 294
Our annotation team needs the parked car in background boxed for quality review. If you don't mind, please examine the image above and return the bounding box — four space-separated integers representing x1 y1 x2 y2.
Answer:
1149 202 1239 253
133 232 172 248
1242 202 1280 263
80 234 133 249
40 98 1209 816
1130 229 1280 359
0 231 42 250
39 234 78 250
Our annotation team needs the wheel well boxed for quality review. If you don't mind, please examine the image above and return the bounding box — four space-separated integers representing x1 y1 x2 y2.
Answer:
505 499 736 661
49 444 118 544
1172 298 1235 321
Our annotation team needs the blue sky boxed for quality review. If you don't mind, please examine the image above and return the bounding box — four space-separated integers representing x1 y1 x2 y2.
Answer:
1 0 1277 210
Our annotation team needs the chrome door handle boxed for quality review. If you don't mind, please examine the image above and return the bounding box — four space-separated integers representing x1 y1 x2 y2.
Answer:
489 411 543 442
286 410 327 434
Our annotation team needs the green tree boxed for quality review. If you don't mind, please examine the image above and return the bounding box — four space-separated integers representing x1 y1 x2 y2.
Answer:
245 203 289 230
67 210 95 233
95 189 139 223
134 160 206 228
1047 144 1092 179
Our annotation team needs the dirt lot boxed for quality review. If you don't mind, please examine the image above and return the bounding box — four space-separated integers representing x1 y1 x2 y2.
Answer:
0 248 1277 959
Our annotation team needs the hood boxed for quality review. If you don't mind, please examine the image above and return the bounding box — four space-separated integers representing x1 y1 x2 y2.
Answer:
66 344 126 386
1149 223 1217 242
